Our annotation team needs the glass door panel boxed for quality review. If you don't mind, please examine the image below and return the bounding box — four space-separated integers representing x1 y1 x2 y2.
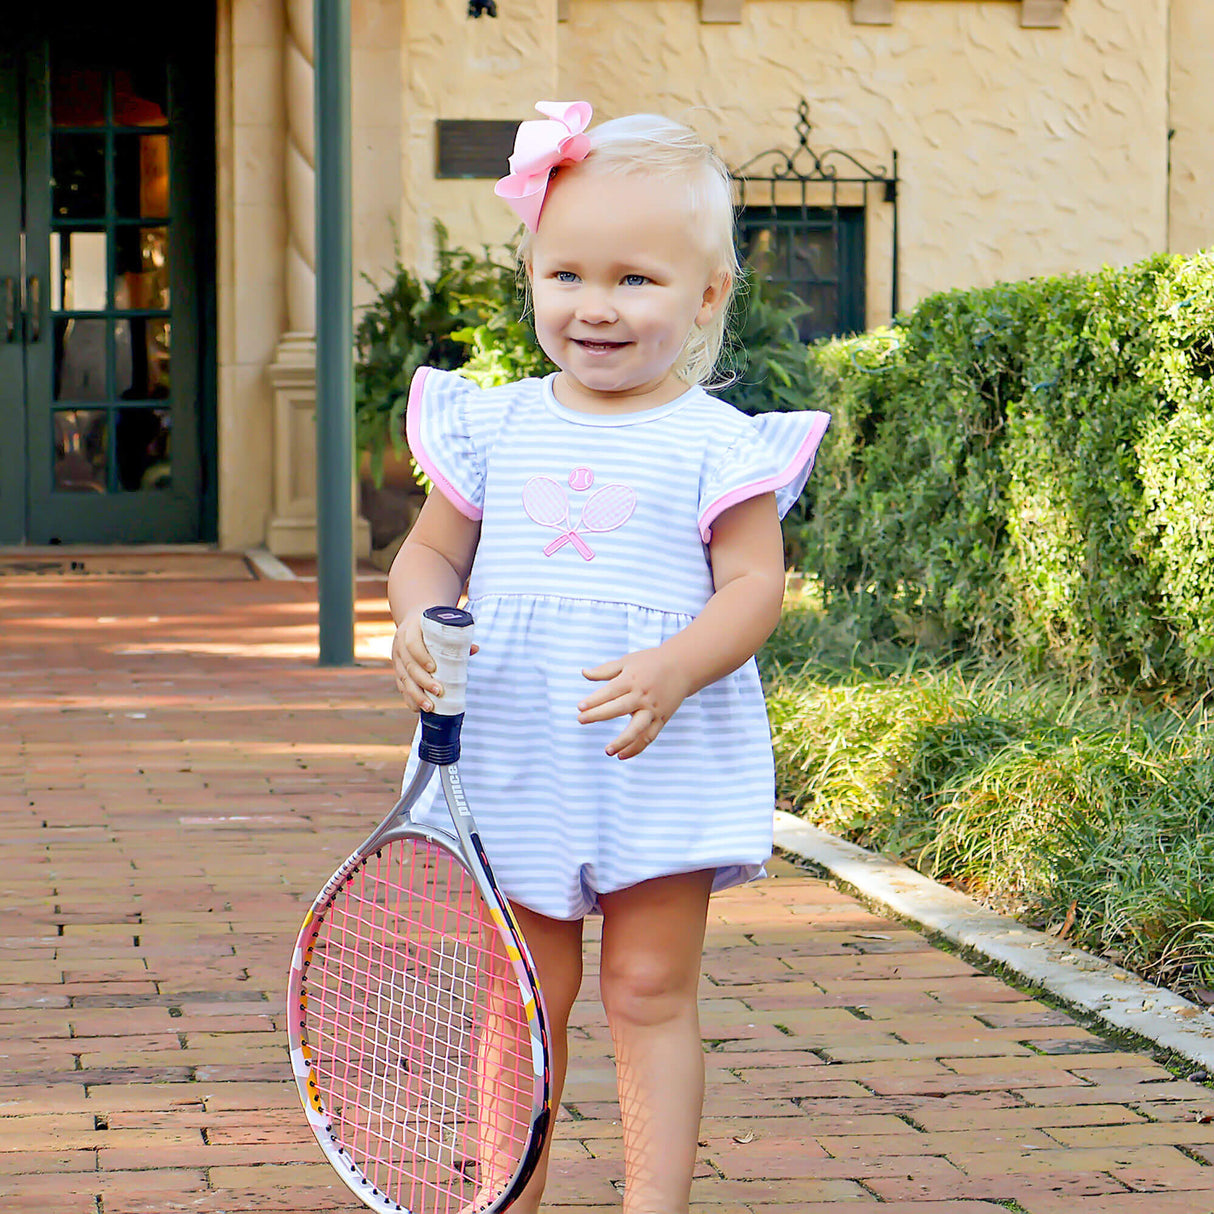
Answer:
51 228 108 310
113 65 168 128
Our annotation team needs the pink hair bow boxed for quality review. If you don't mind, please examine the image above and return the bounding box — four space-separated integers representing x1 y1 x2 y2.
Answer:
494 101 593 232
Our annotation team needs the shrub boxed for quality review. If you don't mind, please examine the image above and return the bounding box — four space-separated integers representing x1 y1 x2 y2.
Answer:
999 262 1167 683
452 299 555 389
801 250 1214 689
1137 254 1214 668
354 226 524 485
715 272 827 567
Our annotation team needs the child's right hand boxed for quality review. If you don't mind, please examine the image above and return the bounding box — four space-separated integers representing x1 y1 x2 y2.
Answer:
391 609 478 713
392 611 443 713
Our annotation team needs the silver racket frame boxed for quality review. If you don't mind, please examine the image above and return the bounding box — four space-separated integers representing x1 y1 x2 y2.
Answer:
287 757 552 1214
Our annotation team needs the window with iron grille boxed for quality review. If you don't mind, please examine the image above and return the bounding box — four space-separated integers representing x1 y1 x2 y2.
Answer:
731 101 898 343
738 205 866 341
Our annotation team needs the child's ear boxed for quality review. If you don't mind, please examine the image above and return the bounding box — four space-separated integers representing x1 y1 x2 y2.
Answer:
696 269 732 327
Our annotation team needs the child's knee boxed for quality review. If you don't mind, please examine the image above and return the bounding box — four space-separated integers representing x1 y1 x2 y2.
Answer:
599 954 697 1028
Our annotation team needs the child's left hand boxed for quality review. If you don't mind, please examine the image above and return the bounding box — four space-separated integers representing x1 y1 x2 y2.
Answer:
577 647 692 760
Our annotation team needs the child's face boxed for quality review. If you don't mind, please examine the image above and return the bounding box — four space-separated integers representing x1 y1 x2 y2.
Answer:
527 167 729 411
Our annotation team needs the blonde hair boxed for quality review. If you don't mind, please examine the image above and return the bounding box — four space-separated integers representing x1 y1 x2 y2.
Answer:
517 113 741 389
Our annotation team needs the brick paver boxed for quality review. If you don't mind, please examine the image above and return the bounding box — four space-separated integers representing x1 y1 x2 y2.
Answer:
2 572 1213 1213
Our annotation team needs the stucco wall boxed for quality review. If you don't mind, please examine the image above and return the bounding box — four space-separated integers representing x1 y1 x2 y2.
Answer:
400 0 557 271
557 0 1171 322
1168 0 1214 255
353 0 405 308
217 0 285 549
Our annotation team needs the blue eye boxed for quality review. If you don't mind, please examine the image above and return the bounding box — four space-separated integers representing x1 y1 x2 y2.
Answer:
554 270 578 283
622 274 648 287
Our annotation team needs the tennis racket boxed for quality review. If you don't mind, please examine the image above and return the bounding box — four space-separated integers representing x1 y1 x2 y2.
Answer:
287 606 551 1214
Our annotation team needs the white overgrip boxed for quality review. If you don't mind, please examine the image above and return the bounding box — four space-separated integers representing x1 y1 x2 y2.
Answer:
419 607 475 717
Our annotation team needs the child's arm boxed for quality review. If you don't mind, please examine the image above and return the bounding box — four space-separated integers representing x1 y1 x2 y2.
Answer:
577 491 786 759
387 491 481 713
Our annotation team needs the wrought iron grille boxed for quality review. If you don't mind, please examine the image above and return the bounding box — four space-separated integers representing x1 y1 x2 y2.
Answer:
731 101 899 342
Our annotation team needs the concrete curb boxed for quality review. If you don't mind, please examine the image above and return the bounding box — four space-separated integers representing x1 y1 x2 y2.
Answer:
244 546 297 581
774 810 1214 1072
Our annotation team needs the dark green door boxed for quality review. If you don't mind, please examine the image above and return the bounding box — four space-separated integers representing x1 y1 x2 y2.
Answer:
0 6 214 545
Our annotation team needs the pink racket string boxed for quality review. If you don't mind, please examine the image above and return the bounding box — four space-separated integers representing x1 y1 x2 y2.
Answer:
542 482 636 558
300 837 535 1214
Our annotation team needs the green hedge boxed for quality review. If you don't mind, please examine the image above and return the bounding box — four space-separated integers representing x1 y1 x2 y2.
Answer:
802 251 1214 688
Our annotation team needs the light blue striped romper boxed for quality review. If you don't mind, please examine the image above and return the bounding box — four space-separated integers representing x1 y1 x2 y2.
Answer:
402 367 830 921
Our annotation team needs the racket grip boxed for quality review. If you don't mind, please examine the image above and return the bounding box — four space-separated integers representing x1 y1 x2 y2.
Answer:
417 607 474 762
420 605 474 714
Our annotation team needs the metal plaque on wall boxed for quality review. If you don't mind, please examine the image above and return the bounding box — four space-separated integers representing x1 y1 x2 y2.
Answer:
435 120 520 179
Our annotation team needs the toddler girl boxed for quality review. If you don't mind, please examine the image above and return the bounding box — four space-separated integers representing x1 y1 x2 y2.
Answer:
388 101 830 1214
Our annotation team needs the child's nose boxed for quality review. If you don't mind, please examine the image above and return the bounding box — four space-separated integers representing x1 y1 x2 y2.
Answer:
574 288 618 324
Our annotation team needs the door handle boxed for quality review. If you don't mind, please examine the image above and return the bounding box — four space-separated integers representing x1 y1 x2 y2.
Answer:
27 275 40 341
3 278 12 342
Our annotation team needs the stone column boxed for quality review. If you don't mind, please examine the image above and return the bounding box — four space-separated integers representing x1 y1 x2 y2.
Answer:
267 0 369 556
283 0 315 338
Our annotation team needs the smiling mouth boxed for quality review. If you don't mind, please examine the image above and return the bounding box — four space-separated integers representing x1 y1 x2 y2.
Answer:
574 339 629 353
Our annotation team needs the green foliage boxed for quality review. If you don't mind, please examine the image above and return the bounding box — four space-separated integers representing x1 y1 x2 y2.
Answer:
714 271 836 567
1137 255 1214 667
801 250 1214 689
353 225 530 485
999 263 1167 683
1059 750 1214 990
806 284 1036 654
716 271 816 414
761 599 1214 996
453 292 555 390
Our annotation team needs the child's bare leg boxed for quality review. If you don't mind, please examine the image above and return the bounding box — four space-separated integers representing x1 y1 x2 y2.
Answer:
598 870 715 1214
505 903 583 1214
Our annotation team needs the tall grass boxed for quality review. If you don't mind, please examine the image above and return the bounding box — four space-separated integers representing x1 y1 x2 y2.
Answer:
762 595 1214 997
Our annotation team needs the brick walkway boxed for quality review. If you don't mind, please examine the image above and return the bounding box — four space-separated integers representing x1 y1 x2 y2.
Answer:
2 572 1213 1214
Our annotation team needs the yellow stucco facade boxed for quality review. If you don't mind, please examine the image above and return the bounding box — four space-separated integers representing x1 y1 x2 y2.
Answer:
214 0 1212 551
